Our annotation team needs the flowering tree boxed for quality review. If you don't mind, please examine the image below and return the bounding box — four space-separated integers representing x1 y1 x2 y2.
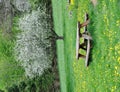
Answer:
14 5 54 78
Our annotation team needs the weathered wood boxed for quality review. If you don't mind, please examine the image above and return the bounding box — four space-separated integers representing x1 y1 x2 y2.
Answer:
76 13 92 67
82 34 92 40
85 39 90 67
69 0 71 4
80 19 90 28
76 21 87 60
84 13 91 67
76 21 80 59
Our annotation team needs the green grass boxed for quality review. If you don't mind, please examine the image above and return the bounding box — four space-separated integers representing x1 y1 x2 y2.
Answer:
52 0 77 91
52 0 67 92
0 17 25 90
52 0 120 92
74 0 120 92
62 1 78 92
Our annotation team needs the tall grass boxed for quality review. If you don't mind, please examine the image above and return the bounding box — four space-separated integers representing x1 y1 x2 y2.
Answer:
0 17 25 90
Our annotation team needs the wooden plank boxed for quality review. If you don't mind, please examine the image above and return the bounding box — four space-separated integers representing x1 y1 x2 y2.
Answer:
76 22 80 60
76 13 92 67
76 21 86 60
80 20 90 28
82 34 92 40
85 39 90 67
84 13 90 67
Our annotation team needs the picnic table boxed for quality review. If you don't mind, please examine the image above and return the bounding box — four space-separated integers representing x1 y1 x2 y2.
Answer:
76 13 92 67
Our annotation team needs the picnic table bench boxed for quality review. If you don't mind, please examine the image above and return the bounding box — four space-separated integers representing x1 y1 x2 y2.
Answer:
76 13 92 67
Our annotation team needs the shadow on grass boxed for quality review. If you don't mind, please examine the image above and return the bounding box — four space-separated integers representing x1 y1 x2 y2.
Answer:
88 41 94 66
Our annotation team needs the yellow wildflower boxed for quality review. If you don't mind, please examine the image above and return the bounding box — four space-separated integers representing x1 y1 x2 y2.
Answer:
115 71 119 76
109 47 113 50
115 66 118 70
117 57 120 61
118 51 120 54
116 20 120 26
111 86 116 92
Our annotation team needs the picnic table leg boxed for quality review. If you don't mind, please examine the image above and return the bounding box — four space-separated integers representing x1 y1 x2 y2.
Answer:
80 19 90 28
69 0 71 3
85 39 90 67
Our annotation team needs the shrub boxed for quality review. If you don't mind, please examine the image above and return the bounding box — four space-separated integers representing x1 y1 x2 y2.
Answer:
6 85 19 92
19 81 27 91
0 89 4 92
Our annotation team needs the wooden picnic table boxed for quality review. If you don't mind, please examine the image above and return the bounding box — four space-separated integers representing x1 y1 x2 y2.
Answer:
76 13 92 67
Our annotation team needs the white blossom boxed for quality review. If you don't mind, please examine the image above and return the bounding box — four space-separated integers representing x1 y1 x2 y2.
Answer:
14 5 52 78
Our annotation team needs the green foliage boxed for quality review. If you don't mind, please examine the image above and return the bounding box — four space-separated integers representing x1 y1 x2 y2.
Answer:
19 82 27 91
0 89 4 92
0 16 24 90
5 69 54 92
6 85 19 92
29 0 51 10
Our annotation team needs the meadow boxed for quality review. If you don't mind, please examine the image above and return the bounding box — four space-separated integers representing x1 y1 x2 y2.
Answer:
52 0 120 92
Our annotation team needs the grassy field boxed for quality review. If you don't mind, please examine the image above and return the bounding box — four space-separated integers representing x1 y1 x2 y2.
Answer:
52 0 77 91
52 0 67 92
52 0 120 92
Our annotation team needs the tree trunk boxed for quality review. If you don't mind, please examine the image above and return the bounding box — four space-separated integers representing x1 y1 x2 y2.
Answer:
0 0 13 34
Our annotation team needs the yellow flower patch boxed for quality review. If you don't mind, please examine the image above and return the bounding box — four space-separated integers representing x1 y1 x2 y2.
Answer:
111 86 117 92
116 20 120 26
115 43 120 50
115 66 118 70
109 47 113 51
117 57 120 64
